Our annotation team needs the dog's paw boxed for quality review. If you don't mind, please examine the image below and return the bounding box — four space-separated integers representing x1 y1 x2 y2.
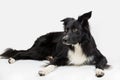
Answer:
38 65 56 76
38 68 50 76
38 69 46 76
8 57 15 64
96 68 104 77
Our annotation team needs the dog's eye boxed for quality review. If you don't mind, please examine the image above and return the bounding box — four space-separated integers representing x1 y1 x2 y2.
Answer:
72 28 78 32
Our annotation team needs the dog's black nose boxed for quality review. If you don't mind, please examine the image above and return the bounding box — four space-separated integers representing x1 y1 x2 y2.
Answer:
63 38 67 42
62 35 68 42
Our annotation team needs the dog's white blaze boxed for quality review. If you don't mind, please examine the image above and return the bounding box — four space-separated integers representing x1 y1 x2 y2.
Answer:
68 43 93 66
39 65 56 75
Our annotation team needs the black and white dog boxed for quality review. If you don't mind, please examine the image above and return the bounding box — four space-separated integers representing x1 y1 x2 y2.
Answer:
0 11 108 77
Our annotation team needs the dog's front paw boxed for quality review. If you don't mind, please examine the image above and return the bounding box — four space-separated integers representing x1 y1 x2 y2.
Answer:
38 69 47 76
8 57 15 64
38 65 56 76
96 68 104 77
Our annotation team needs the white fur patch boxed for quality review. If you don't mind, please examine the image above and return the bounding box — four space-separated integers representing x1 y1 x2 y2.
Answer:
8 57 15 64
38 65 56 76
96 68 104 77
68 43 93 66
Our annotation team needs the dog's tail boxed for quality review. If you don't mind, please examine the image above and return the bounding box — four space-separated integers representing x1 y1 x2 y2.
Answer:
0 48 24 59
104 64 111 69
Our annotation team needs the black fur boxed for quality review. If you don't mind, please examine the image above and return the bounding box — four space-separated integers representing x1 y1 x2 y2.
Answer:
1 11 108 77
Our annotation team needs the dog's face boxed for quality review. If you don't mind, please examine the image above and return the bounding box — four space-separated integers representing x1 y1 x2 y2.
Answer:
61 11 92 45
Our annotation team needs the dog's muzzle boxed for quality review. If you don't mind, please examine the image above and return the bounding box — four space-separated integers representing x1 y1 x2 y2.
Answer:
62 35 71 45
62 35 68 43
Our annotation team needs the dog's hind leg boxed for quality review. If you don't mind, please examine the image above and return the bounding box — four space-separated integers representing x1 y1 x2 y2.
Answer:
8 51 35 64
8 50 47 64
0 48 27 64
8 52 29 64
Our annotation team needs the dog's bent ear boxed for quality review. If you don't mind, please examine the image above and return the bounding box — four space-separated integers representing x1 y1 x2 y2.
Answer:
61 18 75 26
78 11 92 22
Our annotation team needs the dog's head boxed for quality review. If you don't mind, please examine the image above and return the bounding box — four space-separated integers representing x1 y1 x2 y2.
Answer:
61 11 92 45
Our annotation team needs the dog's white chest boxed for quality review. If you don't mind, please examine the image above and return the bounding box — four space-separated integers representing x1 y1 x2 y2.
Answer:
68 43 87 66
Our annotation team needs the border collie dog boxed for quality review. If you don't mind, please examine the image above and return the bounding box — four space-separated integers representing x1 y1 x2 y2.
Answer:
0 11 108 77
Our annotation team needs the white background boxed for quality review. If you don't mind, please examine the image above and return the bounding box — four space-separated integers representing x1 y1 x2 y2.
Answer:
0 0 120 80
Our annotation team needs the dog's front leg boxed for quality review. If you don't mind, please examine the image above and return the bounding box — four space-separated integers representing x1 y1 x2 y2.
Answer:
94 51 107 77
38 57 68 76
38 65 57 76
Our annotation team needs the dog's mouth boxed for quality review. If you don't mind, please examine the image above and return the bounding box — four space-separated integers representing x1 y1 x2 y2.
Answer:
62 41 77 46
62 36 79 45
62 41 71 45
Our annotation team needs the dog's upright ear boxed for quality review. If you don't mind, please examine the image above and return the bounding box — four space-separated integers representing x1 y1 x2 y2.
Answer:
77 11 92 34
61 18 75 26
78 11 92 22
